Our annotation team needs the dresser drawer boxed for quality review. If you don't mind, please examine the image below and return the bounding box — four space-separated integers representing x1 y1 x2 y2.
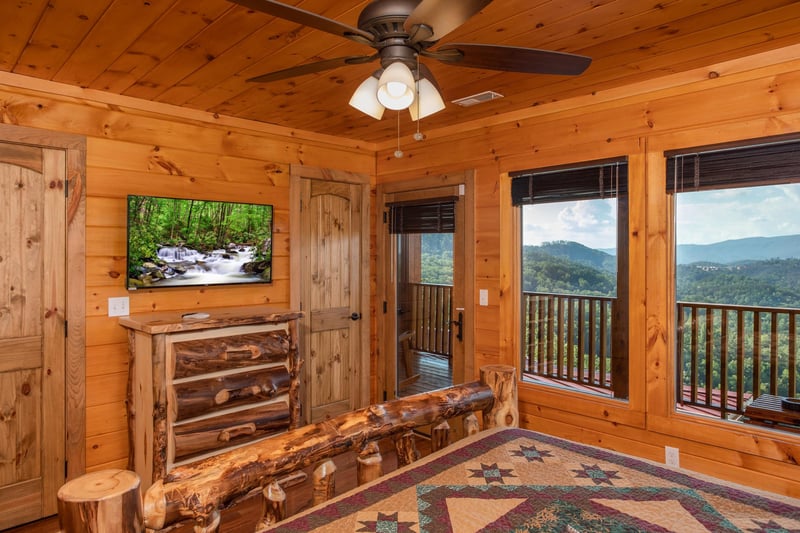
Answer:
173 366 291 421
172 401 291 461
172 330 290 378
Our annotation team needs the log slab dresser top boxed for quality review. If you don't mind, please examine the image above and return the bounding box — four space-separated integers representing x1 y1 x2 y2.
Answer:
120 306 303 490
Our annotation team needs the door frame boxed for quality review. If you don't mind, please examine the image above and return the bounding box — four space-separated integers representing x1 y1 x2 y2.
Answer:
289 165 371 423
376 171 475 401
0 123 86 496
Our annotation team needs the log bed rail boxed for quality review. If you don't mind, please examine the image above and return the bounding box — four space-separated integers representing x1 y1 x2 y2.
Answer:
57 365 517 532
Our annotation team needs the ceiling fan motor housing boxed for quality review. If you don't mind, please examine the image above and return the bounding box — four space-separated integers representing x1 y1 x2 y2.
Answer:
358 0 430 69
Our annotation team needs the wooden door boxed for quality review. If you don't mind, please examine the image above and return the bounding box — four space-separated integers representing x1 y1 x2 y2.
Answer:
377 173 474 405
0 144 67 528
297 175 369 423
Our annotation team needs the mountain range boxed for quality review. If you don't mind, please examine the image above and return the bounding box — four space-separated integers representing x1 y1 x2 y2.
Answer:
676 234 800 264
528 235 800 307
536 234 800 268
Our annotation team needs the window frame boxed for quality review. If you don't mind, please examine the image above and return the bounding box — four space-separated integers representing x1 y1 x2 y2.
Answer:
501 145 648 430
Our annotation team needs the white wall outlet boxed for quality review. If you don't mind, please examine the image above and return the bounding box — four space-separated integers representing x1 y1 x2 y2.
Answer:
108 296 130 317
665 446 680 467
479 289 489 306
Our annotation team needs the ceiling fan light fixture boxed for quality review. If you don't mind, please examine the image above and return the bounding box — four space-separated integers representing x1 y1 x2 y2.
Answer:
349 74 385 120
377 62 416 110
409 77 445 121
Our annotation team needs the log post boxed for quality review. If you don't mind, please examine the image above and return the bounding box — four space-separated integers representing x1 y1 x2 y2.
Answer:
431 420 451 452
463 412 480 435
57 469 143 533
356 441 383 485
255 481 285 531
312 460 337 506
480 365 518 428
394 431 420 467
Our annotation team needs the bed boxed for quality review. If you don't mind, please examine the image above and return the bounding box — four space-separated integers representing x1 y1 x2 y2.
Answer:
268 426 800 532
57 364 800 532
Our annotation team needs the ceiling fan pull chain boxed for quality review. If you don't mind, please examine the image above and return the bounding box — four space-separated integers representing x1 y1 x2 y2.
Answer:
395 112 404 158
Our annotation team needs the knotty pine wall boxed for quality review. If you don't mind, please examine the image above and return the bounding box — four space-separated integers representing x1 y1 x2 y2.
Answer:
376 44 800 497
0 75 374 473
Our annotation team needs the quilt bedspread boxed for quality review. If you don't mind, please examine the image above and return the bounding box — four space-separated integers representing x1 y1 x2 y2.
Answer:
267 427 800 532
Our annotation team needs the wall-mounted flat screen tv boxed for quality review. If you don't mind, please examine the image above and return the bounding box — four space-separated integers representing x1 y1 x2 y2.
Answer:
126 195 273 290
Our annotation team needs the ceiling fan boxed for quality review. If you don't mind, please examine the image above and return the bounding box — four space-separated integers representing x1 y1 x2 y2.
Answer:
230 0 592 120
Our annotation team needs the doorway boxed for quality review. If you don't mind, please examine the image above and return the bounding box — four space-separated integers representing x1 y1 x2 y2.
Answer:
378 172 474 402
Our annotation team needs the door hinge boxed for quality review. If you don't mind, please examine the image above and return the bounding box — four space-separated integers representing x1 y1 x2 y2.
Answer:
383 390 387 401
64 178 69 197
382 301 387 314
64 320 68 337
382 211 388 224
64 460 68 477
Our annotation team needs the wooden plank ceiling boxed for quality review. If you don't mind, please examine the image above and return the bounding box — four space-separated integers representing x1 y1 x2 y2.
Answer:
1 0 800 145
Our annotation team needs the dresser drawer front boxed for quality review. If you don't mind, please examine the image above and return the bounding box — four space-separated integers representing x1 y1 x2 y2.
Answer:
173 401 290 461
174 366 291 421
173 330 290 378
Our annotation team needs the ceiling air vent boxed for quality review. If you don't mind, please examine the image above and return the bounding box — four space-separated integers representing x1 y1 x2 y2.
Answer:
452 91 504 107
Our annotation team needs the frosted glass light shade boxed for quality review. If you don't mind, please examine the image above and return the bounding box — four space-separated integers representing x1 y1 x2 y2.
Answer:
349 75 385 119
377 62 416 110
409 77 445 120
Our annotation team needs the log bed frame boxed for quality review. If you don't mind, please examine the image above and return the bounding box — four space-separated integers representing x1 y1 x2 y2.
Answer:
57 364 517 532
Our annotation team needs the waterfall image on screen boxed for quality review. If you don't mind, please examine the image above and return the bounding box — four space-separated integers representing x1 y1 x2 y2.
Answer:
126 195 274 289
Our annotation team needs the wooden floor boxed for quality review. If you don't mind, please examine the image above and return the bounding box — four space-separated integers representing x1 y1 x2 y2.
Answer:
9 437 430 532
398 351 452 396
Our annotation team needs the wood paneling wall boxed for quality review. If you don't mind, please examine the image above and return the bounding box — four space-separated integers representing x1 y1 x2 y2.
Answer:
375 44 800 497
0 74 374 473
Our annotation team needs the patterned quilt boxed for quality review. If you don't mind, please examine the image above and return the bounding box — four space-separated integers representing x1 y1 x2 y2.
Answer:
266 427 800 532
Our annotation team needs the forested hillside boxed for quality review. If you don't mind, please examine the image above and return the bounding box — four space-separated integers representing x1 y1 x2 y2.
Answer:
419 234 800 308
521 238 800 308
522 245 616 296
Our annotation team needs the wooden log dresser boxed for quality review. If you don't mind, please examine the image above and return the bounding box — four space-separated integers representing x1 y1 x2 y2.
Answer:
120 306 303 490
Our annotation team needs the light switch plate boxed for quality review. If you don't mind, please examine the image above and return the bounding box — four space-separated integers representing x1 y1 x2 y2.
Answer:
108 296 130 317
479 289 488 306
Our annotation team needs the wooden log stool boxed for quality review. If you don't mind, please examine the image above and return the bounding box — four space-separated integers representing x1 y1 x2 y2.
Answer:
57 469 143 533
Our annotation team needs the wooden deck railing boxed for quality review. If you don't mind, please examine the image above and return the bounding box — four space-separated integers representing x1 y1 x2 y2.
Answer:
408 282 452 356
521 292 799 420
522 292 615 391
677 301 799 417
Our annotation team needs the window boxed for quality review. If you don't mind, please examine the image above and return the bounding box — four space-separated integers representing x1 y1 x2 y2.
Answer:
511 158 629 400
667 138 800 424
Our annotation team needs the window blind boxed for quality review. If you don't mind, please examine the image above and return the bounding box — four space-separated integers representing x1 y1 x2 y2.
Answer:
510 158 628 206
665 138 800 192
388 197 457 234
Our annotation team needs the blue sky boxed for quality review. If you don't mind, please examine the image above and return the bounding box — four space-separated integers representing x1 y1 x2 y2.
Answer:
522 183 800 249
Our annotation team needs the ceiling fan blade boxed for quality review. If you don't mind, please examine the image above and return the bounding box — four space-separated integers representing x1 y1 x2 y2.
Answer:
404 0 494 43
247 55 376 83
433 43 592 76
230 0 375 45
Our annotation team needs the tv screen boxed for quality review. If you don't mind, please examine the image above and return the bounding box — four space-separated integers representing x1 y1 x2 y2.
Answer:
126 195 273 290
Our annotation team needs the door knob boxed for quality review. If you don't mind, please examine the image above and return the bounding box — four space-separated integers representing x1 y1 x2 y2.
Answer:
350 312 362 321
